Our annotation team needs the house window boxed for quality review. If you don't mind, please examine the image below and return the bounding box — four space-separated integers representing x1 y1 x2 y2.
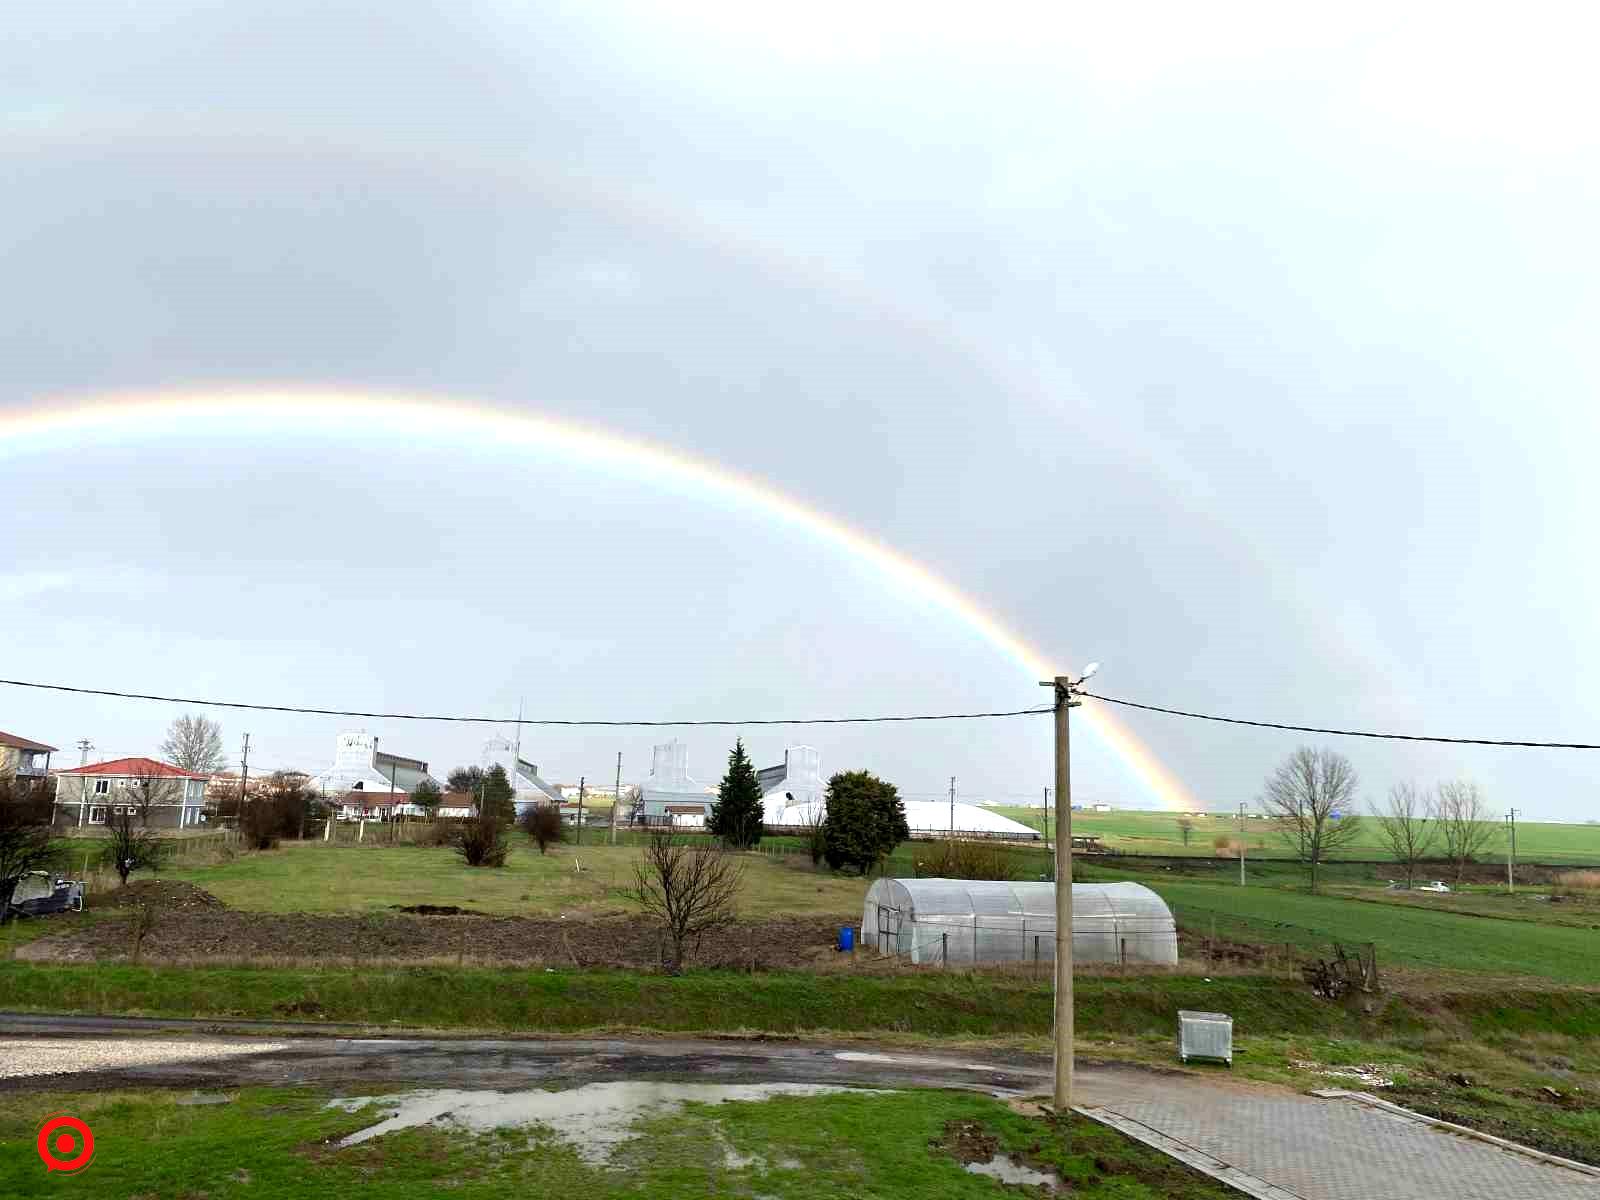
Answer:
89 806 106 824
94 780 110 795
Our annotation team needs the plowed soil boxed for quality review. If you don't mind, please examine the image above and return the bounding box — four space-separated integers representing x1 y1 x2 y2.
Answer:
16 909 851 970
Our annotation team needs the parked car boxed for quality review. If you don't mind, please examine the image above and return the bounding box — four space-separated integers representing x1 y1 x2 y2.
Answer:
6 871 85 918
1416 880 1452 893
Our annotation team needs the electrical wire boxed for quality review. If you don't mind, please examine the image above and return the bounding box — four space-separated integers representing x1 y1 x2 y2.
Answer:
1081 691 1600 750
0 677 1050 727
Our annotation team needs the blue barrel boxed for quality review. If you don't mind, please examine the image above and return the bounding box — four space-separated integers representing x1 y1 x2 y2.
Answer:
839 926 854 952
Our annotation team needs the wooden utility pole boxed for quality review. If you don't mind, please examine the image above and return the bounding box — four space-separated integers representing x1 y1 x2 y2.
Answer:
239 733 251 817
611 752 622 845
1239 801 1247 887
576 776 586 846
1506 808 1518 893
1042 675 1076 1110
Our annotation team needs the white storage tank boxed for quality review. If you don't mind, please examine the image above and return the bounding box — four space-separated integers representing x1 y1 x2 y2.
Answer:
860 879 1178 966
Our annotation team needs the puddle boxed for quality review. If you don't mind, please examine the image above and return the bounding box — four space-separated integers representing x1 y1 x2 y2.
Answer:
327 1082 880 1164
834 1051 1006 1073
964 1153 1062 1189
176 1092 232 1107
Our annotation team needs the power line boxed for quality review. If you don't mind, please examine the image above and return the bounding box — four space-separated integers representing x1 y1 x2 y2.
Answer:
1083 691 1600 750
0 677 1049 727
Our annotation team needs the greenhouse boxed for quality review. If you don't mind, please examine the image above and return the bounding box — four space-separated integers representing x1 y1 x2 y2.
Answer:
859 879 1178 967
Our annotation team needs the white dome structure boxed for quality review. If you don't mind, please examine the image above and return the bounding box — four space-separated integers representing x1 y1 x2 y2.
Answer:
772 799 1040 840
860 879 1177 966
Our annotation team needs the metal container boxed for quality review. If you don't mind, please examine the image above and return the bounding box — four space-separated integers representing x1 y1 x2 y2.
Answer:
1177 1010 1233 1065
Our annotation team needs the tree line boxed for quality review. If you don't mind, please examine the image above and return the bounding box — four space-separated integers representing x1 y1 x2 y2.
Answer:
1257 746 1507 892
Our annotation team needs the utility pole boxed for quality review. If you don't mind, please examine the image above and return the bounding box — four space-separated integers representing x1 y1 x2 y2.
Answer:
239 733 251 819
611 752 622 845
1040 663 1096 1111
1238 801 1247 887
75 738 93 827
949 776 956 836
1506 808 1518 893
576 776 586 846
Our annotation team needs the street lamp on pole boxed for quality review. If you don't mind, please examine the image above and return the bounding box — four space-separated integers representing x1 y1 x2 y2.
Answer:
1041 661 1097 1111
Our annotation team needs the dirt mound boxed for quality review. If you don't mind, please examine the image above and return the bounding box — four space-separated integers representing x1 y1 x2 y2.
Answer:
391 904 483 916
100 880 227 912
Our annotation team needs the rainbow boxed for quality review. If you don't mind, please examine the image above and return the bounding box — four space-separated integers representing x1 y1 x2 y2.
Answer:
0 387 1196 810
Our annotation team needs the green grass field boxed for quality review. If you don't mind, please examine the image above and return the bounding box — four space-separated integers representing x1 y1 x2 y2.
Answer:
0 1086 1237 1200
993 805 1600 864
160 841 870 918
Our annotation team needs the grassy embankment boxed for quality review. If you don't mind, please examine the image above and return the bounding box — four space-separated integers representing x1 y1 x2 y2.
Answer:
0 1087 1236 1200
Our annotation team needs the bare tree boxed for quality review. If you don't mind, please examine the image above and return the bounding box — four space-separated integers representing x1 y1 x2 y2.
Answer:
1371 782 1435 889
161 714 227 775
0 776 55 923
127 770 180 827
1436 779 1496 885
632 829 744 974
104 810 165 885
1261 747 1363 893
1176 817 1194 847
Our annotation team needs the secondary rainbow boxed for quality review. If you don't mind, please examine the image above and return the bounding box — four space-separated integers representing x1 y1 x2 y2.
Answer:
0 386 1196 810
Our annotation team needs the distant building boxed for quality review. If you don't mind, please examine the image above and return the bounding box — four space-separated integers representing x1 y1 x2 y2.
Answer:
1091 803 1113 813
52 757 209 829
0 730 55 780
757 745 824 825
309 731 439 820
637 740 714 826
479 735 564 816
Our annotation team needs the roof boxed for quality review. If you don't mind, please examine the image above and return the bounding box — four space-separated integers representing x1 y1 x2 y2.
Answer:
0 730 57 753
56 756 208 780
771 799 1040 839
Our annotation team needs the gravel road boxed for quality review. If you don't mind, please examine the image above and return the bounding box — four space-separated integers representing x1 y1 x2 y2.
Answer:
0 1037 291 1079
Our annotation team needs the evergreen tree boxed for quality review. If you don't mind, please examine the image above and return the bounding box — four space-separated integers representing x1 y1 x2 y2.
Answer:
821 770 909 874
479 764 517 825
412 777 442 818
709 738 765 849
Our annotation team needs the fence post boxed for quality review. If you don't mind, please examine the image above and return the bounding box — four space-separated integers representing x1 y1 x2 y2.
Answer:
942 932 948 969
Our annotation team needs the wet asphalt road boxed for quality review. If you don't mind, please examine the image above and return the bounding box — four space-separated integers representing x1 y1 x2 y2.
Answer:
0 1011 1057 1096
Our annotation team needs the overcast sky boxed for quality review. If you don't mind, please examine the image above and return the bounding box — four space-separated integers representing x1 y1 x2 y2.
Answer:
4 4 1598 819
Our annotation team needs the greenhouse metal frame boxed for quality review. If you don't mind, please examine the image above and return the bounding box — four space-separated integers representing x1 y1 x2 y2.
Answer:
860 879 1178 966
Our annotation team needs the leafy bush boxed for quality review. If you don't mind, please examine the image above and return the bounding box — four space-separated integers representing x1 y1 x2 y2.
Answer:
519 804 565 854
820 770 909 875
913 840 1022 881
456 813 510 867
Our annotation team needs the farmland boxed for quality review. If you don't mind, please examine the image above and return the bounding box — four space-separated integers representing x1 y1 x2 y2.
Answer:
992 804 1600 864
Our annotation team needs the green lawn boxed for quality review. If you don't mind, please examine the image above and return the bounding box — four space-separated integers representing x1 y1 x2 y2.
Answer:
0 1086 1236 1199
1104 868 1600 984
994 806 1600 864
160 842 870 919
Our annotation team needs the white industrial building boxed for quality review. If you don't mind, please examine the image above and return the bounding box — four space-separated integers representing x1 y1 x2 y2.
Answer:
479 734 564 816
310 731 438 819
757 745 824 824
769 797 1040 840
637 740 715 826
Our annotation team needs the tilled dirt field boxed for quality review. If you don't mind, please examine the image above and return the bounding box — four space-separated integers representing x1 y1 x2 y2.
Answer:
16 908 855 970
